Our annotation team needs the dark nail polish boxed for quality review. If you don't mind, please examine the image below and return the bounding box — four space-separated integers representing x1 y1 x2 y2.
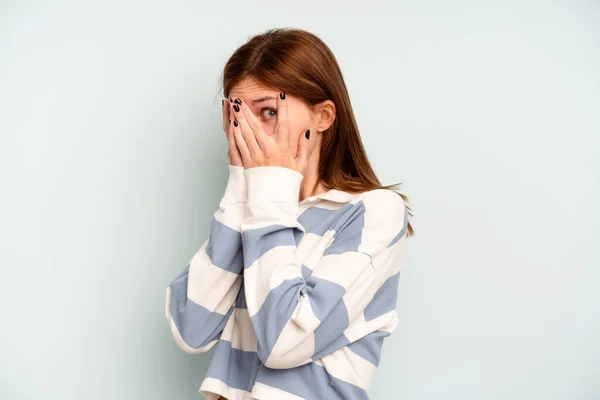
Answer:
234 98 242 105
234 120 238 127
229 97 233 102
222 99 224 106
280 92 286 99
305 129 310 139
233 104 240 112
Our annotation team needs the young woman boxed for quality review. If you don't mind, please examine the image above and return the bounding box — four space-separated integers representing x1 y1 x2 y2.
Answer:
165 27 414 400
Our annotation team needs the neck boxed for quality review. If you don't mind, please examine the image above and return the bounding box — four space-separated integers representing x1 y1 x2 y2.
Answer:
298 154 325 202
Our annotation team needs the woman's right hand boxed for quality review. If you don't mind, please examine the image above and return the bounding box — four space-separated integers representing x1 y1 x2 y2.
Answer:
222 98 243 167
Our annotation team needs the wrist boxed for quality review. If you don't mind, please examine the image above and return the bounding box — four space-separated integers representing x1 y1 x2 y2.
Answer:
245 166 303 205
220 164 247 205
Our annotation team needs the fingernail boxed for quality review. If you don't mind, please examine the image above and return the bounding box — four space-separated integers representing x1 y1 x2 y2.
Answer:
234 120 239 127
229 97 233 102
222 99 224 106
234 98 242 105
233 104 240 112
305 129 310 139
280 92 286 99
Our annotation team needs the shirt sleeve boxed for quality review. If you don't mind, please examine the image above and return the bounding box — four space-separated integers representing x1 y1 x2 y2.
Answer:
165 164 247 354
240 166 408 369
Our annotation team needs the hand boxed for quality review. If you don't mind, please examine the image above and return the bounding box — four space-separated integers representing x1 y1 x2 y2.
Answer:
230 92 310 175
222 98 243 167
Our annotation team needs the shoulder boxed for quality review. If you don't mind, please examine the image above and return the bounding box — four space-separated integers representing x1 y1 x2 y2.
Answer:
357 189 406 221
330 189 406 235
352 189 408 259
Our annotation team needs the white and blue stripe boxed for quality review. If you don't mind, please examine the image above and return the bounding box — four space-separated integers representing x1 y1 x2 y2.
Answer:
166 165 408 399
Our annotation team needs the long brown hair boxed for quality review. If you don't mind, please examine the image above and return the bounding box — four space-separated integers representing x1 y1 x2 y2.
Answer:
219 27 414 238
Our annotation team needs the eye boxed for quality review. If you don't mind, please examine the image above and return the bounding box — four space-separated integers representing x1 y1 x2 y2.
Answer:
260 107 277 120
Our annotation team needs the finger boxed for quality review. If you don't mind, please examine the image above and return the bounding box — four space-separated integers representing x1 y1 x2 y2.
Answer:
225 100 237 150
236 97 272 152
232 99 261 158
232 118 251 165
226 113 235 147
222 99 230 134
296 129 310 167
227 115 243 163
275 91 289 150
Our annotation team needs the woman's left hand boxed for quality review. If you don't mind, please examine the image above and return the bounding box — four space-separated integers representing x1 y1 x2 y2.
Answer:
230 92 310 176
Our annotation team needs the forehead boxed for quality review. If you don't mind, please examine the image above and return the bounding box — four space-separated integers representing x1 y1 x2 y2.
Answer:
229 77 278 99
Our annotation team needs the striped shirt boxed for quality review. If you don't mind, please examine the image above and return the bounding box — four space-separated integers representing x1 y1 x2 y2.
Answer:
165 164 409 400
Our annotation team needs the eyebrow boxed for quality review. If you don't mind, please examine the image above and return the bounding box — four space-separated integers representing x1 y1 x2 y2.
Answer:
250 95 277 105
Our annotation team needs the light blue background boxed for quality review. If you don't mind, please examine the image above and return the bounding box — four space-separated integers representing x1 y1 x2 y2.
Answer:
1 1 598 399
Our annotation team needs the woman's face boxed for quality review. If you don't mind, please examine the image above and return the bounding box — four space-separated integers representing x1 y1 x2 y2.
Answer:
228 77 318 144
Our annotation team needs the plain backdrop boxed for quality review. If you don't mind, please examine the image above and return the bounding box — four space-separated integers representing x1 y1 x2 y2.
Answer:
1 1 598 399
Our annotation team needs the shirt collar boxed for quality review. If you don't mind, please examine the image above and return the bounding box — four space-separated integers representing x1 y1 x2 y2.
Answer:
300 188 356 204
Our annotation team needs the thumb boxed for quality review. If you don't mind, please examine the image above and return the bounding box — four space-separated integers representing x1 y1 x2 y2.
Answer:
296 129 310 168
